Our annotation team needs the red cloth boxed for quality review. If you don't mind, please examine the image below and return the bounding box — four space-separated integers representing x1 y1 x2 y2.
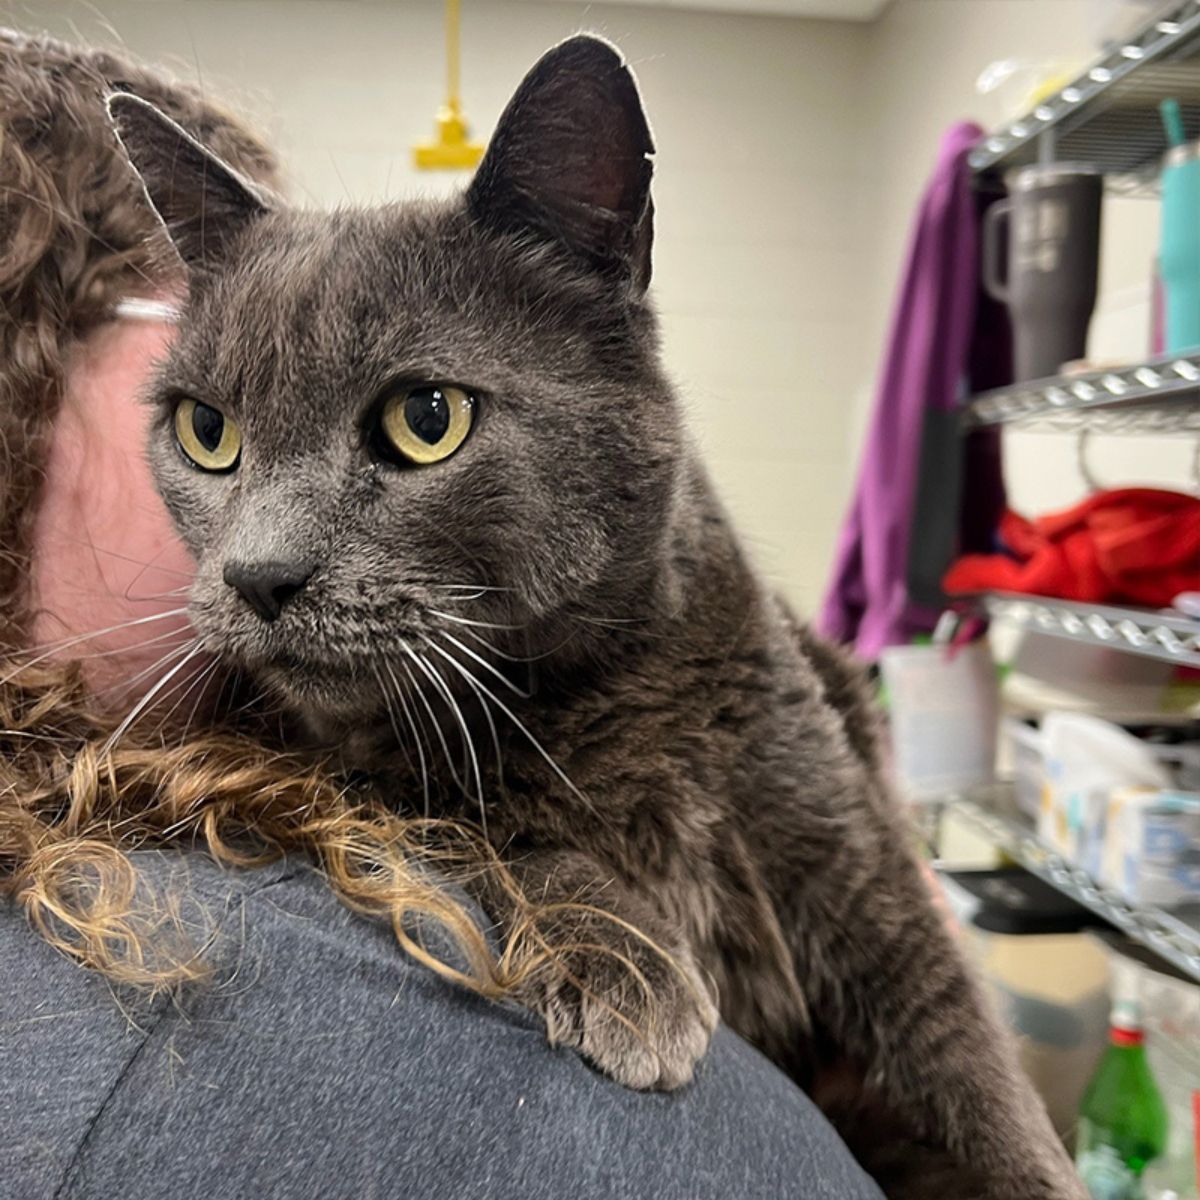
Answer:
942 488 1200 607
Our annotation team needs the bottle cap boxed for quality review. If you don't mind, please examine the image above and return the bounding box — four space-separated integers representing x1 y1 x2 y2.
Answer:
1110 998 1144 1046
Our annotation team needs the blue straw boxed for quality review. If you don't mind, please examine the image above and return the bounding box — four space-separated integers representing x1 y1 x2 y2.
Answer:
1161 98 1186 148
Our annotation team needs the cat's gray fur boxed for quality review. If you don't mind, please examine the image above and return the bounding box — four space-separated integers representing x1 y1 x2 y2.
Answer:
109 37 1083 1199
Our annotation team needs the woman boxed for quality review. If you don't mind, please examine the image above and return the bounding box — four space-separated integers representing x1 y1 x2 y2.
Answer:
0 29 882 1198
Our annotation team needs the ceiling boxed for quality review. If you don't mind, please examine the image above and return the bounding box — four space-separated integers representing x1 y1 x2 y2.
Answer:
547 0 890 19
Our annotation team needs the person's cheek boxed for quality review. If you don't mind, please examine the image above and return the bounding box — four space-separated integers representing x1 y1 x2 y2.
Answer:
30 315 204 701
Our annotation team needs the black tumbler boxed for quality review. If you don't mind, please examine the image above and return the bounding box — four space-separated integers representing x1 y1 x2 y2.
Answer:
982 164 1103 382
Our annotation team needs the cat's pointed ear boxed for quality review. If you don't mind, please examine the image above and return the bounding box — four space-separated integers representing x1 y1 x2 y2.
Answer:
107 91 272 273
467 35 655 292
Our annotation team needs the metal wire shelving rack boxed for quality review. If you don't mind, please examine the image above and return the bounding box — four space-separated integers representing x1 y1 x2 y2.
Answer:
939 1 1200 981
930 787 1200 984
969 0 1200 183
980 593 1200 669
965 352 1200 434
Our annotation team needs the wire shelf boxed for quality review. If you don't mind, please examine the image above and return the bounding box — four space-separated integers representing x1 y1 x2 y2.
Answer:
970 1 1200 180
946 0 1200 985
981 593 1200 669
964 354 1200 433
937 789 1200 984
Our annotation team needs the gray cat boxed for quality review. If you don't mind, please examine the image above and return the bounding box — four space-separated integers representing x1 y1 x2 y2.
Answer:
109 36 1083 1199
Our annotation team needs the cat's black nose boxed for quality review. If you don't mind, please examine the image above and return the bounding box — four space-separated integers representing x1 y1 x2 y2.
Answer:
223 559 315 623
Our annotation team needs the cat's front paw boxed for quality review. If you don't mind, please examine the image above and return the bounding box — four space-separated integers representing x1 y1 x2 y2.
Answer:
535 944 718 1091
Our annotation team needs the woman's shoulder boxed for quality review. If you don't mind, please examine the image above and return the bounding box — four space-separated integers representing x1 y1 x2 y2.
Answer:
2 850 881 1200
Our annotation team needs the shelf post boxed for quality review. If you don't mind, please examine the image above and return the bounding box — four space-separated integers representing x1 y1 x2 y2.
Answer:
1037 128 1057 166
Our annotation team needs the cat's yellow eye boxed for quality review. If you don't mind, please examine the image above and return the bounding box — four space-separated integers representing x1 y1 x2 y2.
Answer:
174 398 242 472
381 385 475 465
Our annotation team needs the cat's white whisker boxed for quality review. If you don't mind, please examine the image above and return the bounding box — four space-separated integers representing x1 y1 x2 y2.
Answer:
88 637 200 702
88 623 196 664
455 624 577 669
15 623 192 677
2 608 191 686
575 614 647 628
402 643 484 814
143 667 208 741
426 636 506 797
415 649 487 839
381 658 433 820
430 583 513 592
426 583 514 603
153 654 220 742
453 627 525 662
12 609 189 658
372 659 426 811
124 586 194 603
218 668 274 724
396 650 476 802
427 610 524 632
427 639 596 816
425 630 530 699
99 642 205 757
178 657 222 743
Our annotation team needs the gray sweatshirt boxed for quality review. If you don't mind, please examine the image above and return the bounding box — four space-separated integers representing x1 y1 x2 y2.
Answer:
1 850 881 1199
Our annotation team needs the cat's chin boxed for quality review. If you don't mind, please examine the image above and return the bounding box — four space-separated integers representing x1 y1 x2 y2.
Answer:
248 656 386 728
272 677 380 725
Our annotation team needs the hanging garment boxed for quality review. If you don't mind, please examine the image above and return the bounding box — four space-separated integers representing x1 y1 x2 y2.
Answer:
942 488 1200 609
817 122 1006 660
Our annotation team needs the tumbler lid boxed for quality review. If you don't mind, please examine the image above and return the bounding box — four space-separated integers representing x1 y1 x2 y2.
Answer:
1004 162 1102 191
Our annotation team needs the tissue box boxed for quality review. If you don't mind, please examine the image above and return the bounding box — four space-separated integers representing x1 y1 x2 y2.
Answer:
1039 714 1174 879
1104 789 1200 909
1001 717 1046 820
1039 783 1107 876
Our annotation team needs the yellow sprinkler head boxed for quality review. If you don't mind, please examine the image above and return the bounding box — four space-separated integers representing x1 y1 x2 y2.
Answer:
414 98 484 171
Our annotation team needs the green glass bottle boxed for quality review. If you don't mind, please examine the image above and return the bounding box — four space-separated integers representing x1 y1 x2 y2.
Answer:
1075 1000 1169 1200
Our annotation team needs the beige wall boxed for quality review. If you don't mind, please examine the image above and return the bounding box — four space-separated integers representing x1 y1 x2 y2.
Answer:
5 0 1188 614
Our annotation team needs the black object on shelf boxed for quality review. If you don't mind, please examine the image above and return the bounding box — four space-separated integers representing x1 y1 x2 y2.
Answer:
943 867 1114 936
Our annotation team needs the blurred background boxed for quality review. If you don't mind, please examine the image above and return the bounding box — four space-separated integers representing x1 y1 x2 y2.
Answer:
7 0 1188 614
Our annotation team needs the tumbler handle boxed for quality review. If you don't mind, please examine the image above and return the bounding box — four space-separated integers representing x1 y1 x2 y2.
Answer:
982 198 1013 304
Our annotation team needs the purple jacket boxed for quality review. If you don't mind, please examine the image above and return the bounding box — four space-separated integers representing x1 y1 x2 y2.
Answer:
817 122 994 660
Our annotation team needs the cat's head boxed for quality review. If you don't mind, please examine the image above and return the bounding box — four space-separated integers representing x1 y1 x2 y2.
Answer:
109 36 683 726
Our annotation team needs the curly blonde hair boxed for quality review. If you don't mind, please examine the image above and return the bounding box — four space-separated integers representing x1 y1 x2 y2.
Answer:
0 30 655 1013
